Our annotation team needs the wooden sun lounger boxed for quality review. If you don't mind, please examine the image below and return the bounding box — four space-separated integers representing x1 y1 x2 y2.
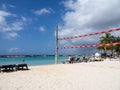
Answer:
0 66 2 72
0 64 29 72
0 64 16 72
72 58 81 63
62 58 81 64
16 64 28 70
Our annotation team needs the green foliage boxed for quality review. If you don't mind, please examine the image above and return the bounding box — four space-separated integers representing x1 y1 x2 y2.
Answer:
114 36 120 52
97 33 120 54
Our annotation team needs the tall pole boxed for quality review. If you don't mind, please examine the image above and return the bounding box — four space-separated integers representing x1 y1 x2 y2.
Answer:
55 24 58 64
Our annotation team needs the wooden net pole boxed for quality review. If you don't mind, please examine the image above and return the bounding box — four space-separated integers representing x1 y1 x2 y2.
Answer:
55 24 58 64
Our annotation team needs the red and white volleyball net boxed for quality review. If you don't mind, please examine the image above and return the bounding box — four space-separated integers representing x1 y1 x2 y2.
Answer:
59 42 120 49
58 28 120 49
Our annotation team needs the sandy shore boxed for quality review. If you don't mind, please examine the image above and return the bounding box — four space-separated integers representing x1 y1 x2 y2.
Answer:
0 60 120 90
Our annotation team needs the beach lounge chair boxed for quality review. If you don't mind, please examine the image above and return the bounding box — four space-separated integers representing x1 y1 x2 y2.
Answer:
72 58 80 63
16 64 28 70
63 59 74 64
63 57 80 64
0 64 16 72
0 66 2 72
75 58 80 62
94 57 103 61
82 57 89 62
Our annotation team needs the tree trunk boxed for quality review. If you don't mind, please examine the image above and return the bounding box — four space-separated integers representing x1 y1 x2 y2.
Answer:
104 46 107 54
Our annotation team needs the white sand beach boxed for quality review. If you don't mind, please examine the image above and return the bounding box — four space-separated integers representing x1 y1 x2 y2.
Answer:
0 60 120 90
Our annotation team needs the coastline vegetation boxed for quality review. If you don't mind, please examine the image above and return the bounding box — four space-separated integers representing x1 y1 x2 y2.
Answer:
97 33 120 56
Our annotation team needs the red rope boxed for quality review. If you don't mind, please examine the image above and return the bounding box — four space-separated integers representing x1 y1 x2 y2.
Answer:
59 42 120 49
58 28 120 40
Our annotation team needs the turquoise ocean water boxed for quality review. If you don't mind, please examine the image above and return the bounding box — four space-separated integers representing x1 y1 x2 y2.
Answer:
0 56 68 66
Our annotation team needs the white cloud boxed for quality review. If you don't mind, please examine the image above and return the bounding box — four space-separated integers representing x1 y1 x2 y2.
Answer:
39 26 46 32
8 48 23 53
9 4 16 8
59 0 120 54
8 32 19 38
34 8 53 15
21 16 32 25
0 11 11 25
3 32 19 39
21 16 27 22
0 10 27 39
1 3 16 9
1 22 23 32
11 22 23 30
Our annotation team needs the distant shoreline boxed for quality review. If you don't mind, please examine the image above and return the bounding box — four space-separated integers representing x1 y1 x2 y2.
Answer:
0 54 65 58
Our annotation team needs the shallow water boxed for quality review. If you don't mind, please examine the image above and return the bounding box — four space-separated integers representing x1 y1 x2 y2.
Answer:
0 56 68 66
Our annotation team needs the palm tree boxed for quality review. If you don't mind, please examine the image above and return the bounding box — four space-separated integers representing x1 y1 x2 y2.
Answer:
114 36 120 54
97 33 115 54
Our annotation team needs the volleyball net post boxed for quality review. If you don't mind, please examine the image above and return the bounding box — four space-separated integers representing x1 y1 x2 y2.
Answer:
55 24 58 64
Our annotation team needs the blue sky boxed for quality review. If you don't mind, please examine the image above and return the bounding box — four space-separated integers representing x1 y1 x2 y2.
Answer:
0 0 120 55
0 0 65 55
